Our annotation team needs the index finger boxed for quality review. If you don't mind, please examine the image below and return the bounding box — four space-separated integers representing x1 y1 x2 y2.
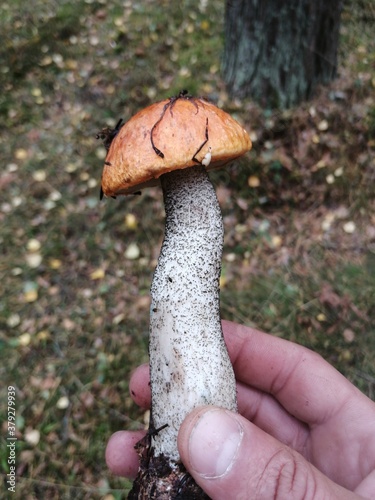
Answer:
222 320 361 425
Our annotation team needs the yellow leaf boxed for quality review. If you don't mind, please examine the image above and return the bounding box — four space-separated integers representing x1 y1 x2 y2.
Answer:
90 268 105 280
37 330 50 341
19 333 31 346
339 349 352 362
248 175 260 188
271 235 282 248
65 59 78 70
49 258 62 269
27 238 41 252
15 148 28 160
31 87 42 97
125 243 140 260
32 170 47 182
219 275 227 288
125 213 138 230
26 253 42 268
56 396 70 409
25 289 38 303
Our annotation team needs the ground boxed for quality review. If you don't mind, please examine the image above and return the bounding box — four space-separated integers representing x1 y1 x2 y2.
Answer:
0 1 374 498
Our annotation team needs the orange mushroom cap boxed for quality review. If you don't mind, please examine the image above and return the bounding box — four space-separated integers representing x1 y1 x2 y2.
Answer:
100 95 251 197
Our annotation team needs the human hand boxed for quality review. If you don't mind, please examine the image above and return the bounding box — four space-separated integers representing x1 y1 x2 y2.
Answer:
106 320 375 499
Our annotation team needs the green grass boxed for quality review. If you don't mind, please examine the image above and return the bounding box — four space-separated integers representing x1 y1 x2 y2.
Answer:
0 0 374 497
222 252 375 391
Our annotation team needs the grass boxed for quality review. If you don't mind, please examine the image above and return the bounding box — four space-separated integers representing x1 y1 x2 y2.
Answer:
0 0 374 498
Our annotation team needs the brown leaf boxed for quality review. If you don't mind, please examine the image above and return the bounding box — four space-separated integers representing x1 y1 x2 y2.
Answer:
318 283 342 309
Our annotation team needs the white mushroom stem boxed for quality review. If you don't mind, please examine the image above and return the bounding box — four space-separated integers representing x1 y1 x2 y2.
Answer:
149 164 237 461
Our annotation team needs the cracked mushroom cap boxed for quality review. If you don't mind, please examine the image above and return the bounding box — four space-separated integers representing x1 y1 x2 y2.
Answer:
100 95 251 197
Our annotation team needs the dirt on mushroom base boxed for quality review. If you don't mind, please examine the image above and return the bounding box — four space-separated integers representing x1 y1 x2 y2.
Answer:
129 450 210 500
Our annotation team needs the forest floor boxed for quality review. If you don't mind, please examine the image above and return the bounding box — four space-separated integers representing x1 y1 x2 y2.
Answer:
0 1 374 498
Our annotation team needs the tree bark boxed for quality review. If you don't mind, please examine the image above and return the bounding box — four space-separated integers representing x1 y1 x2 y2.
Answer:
223 0 343 108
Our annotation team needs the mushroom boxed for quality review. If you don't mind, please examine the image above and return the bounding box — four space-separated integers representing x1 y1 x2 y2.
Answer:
100 92 251 499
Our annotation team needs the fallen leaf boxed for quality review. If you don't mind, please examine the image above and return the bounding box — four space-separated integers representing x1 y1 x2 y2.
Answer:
49 258 62 269
24 281 38 302
56 396 70 409
125 213 138 229
343 328 355 342
24 429 40 446
248 175 260 187
27 239 41 252
26 253 42 268
318 283 342 309
15 148 28 160
18 333 31 346
317 119 329 131
125 243 140 260
343 221 356 233
90 268 105 280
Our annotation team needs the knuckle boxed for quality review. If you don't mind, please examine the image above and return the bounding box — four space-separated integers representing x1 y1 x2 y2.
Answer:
256 448 317 500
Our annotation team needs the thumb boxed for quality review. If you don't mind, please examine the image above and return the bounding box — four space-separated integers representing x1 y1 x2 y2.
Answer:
178 406 358 500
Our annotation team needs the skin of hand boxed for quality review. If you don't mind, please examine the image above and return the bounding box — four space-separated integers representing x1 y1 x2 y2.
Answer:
106 320 375 499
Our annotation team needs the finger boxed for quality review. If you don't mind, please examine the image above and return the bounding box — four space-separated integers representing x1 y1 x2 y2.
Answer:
128 322 350 424
129 321 361 424
131 363 310 457
237 381 309 453
236 350 375 491
127 356 306 449
127 355 307 451
222 320 360 425
355 469 375 498
128 324 340 434
105 430 145 479
178 407 357 500
129 363 151 409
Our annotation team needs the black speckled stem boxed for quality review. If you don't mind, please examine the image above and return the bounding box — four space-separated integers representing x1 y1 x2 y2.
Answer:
150 165 237 458
129 165 237 499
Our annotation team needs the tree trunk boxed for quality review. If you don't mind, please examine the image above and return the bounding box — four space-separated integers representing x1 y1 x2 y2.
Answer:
223 0 343 108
